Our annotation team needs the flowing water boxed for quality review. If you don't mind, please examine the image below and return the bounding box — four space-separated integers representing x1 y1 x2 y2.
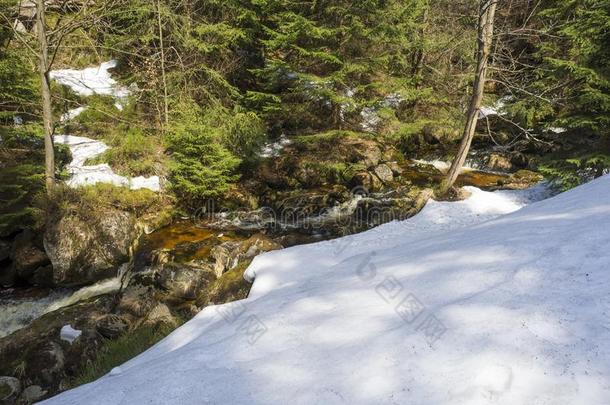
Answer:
0 161 541 338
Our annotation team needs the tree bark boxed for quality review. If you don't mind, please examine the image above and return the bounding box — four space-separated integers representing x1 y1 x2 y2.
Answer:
35 0 55 193
157 0 169 128
439 0 498 195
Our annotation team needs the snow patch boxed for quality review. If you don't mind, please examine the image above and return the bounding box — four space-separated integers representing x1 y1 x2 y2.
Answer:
260 134 292 158
54 134 160 191
50 60 130 101
60 325 82 344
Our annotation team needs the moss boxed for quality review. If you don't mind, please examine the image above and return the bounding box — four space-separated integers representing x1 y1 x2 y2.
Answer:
292 130 371 145
68 322 176 389
48 183 168 220
0 382 11 398
202 261 253 306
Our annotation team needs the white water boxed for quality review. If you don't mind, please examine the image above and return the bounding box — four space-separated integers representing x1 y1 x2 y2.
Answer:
0 274 122 338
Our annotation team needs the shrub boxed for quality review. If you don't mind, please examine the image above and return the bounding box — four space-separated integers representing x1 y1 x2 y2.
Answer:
166 105 241 207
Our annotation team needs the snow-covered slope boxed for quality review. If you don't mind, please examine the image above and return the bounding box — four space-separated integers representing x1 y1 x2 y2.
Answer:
44 178 610 405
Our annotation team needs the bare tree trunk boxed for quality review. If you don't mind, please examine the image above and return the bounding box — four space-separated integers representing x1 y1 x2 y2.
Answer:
157 0 169 128
35 0 55 193
439 0 498 195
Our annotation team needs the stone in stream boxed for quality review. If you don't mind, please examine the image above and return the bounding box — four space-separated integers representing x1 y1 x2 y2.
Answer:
44 208 137 287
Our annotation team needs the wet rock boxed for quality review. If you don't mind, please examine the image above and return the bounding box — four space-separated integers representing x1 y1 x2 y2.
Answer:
387 161 404 176
44 209 137 287
154 262 216 303
145 303 177 327
486 153 514 171
210 235 281 277
11 231 50 281
25 341 65 387
117 285 156 318
350 171 382 192
373 164 394 184
18 385 46 405
210 242 240 278
0 240 9 263
96 314 130 339
0 376 21 405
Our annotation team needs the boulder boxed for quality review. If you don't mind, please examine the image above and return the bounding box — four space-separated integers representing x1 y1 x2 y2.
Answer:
116 285 156 318
210 235 281 277
144 303 177 327
486 153 514 171
96 314 130 339
210 242 240 278
44 209 137 287
18 385 46 405
372 164 394 184
0 376 21 405
11 231 50 281
154 262 216 302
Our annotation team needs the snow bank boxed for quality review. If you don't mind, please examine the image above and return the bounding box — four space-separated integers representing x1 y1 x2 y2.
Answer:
43 177 610 405
54 134 160 191
50 60 130 100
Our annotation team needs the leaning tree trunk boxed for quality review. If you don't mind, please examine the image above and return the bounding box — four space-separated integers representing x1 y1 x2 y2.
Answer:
35 0 55 193
439 0 498 195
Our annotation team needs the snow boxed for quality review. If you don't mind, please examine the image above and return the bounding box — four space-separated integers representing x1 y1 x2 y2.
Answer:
412 158 475 173
60 325 82 344
260 134 292 158
49 60 130 100
42 176 610 405
54 134 160 191
479 96 511 119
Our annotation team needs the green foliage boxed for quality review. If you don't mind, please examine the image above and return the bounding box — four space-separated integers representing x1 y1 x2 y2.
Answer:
48 183 164 217
511 0 610 137
0 126 70 236
69 323 176 389
166 104 241 207
540 152 610 191
88 128 161 177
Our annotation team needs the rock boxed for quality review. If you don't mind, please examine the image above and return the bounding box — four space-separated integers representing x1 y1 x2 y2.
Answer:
352 140 382 168
11 231 50 281
372 164 394 184
0 376 21 405
18 385 46 405
486 153 514 171
210 242 240 278
0 240 9 262
117 285 156 318
387 161 404 176
154 262 215 302
210 235 281 277
0 264 15 288
44 209 137 287
145 304 176 327
96 314 130 339
350 171 382 192
0 295 113 398
25 341 65 387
